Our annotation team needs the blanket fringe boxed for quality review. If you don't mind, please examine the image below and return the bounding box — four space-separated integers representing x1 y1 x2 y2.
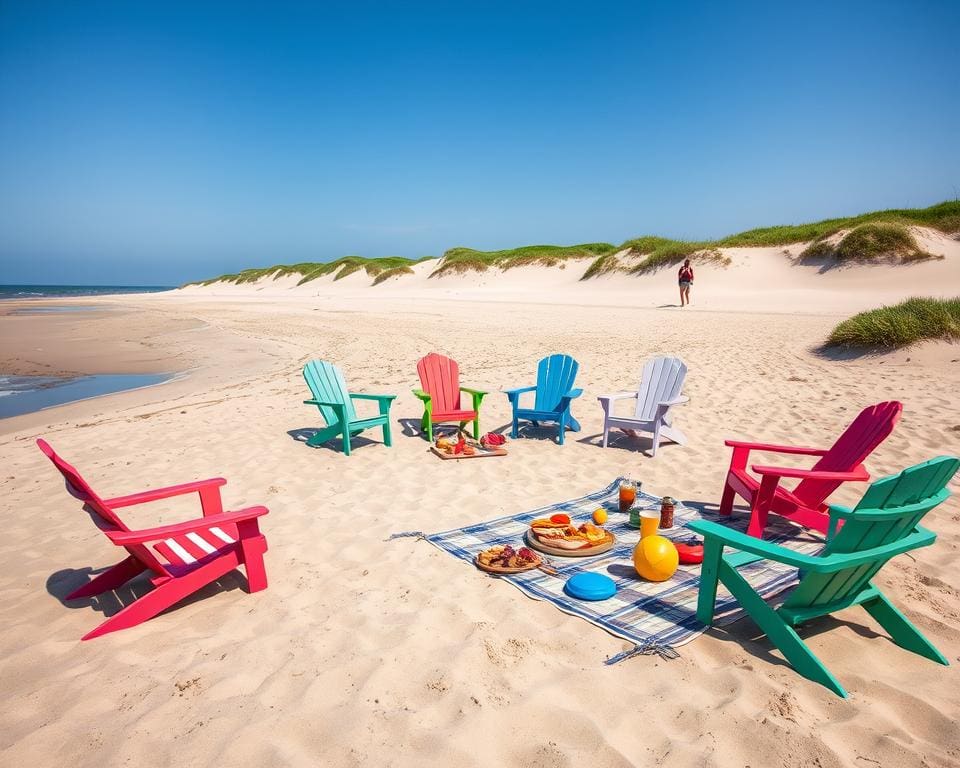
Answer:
605 640 680 665
387 531 427 541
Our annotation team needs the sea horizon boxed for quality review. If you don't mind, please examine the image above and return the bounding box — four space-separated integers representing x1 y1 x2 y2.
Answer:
0 284 175 300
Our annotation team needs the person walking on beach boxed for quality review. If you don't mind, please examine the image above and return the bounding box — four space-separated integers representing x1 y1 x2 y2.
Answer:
678 259 694 306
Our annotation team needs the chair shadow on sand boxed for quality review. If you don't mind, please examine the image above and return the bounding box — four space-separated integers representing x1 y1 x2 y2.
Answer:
574 430 671 457
287 427 379 453
46 565 245 622
491 421 570 444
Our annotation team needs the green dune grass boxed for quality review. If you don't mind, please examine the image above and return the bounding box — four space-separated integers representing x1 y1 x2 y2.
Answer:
189 256 430 287
430 243 618 277
186 200 959 286
371 265 416 285
801 222 940 263
826 297 960 349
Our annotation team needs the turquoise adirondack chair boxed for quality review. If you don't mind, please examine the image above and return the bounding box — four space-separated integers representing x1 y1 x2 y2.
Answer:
504 354 582 445
302 360 397 456
689 455 958 698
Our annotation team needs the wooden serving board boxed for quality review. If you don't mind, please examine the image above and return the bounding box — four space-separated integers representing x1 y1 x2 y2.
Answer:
474 554 559 576
524 529 616 558
431 446 508 460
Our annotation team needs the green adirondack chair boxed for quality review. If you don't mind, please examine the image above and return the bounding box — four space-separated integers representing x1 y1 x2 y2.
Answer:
302 360 397 456
689 455 958 698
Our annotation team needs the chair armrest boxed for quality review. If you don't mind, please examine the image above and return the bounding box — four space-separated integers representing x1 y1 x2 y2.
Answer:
563 388 583 400
597 391 638 403
658 395 688 407
304 399 347 408
460 386 488 396
687 520 824 570
412 389 432 403
350 393 397 402
724 439 827 456
105 506 269 546
503 386 536 396
751 464 869 482
105 478 227 508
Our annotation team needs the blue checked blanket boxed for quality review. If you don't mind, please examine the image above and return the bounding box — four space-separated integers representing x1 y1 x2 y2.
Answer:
410 478 825 663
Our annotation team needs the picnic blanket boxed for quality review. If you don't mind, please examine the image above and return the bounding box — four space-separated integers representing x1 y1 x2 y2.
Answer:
400 477 825 663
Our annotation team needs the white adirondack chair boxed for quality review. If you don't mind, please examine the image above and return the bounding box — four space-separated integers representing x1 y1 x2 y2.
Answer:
597 356 688 456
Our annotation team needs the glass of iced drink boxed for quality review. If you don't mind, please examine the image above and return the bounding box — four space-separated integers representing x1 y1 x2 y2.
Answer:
619 479 637 513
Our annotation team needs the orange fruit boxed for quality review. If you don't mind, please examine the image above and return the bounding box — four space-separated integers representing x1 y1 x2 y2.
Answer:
592 508 608 525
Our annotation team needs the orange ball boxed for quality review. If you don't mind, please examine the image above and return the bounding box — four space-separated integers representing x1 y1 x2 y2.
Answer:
592 507 608 525
632 535 679 582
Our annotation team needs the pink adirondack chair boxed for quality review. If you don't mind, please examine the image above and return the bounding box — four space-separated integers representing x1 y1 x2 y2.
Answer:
720 401 903 538
413 352 487 441
38 439 269 640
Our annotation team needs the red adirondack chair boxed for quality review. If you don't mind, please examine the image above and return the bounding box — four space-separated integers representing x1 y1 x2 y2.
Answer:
719 401 903 538
38 439 269 640
413 352 488 441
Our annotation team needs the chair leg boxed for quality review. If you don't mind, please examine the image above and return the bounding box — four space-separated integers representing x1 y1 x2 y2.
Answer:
557 415 566 445
601 419 610 448
67 556 146 600
719 479 736 517
341 426 351 456
567 414 581 432
382 418 393 447
747 475 778 538
239 533 269 593
651 420 661 458
473 416 480 439
696 539 724 625
511 413 519 439
863 589 949 665
719 560 847 697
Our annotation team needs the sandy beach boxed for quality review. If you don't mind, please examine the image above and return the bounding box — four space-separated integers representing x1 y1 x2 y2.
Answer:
2 267 959 767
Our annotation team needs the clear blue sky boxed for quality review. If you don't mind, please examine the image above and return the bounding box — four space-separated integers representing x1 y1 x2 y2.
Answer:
1 1 958 285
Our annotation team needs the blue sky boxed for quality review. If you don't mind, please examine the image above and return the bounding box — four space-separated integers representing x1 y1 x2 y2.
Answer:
1 1 958 285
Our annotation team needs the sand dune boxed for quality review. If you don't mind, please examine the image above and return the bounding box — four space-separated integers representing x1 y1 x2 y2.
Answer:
1 271 959 766
177 226 960 315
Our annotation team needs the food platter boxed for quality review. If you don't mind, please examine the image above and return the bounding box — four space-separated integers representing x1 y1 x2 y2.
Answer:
474 554 543 574
524 528 617 558
430 445 508 460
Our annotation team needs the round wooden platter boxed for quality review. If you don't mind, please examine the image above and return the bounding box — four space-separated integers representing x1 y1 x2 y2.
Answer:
474 554 543 574
524 528 617 558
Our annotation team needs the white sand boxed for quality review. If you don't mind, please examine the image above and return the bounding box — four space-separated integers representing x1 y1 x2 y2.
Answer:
1 246 959 767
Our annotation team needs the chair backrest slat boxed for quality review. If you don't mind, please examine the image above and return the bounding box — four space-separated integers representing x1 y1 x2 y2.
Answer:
36 439 174 578
534 354 579 412
417 353 461 413
785 456 959 614
303 360 356 425
635 356 686 421
793 401 902 505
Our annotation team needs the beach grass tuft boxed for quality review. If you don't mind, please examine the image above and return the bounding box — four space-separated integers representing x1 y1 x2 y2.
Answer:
431 243 617 277
801 222 939 263
826 297 960 348
372 265 416 285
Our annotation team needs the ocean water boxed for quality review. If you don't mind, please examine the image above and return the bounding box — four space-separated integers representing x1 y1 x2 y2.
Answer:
0 373 173 419
0 284 174 300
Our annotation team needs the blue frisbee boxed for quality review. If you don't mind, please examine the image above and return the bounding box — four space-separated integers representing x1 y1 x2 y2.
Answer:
564 572 617 601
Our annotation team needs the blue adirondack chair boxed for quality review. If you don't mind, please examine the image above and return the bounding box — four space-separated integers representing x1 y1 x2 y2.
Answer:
504 354 583 445
689 455 959 697
302 360 396 456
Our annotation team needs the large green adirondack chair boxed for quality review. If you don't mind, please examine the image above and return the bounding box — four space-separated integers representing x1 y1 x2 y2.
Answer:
302 360 397 456
689 455 958 697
